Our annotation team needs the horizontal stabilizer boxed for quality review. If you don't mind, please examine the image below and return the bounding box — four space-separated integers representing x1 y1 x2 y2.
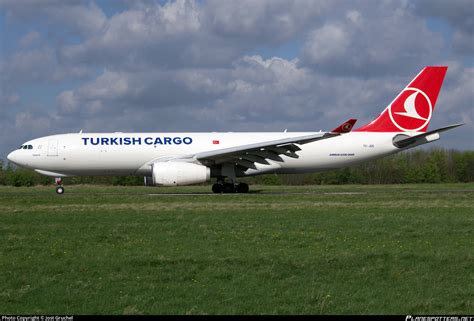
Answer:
392 123 464 148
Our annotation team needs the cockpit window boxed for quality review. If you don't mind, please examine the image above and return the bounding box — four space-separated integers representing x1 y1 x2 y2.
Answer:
28 145 33 149
23 145 28 149
19 145 24 149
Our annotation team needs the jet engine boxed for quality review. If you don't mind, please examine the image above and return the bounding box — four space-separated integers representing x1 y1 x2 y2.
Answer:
151 162 210 186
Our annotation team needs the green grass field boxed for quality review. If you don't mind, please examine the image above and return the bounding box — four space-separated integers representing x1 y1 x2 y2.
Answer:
0 184 473 314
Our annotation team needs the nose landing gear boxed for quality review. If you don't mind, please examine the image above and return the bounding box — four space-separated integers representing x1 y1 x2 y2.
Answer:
55 178 65 194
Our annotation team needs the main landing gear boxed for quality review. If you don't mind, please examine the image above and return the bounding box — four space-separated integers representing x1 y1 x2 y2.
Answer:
55 177 65 195
212 180 249 194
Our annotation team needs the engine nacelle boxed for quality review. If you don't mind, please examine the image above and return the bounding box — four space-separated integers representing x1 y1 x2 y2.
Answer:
151 162 210 186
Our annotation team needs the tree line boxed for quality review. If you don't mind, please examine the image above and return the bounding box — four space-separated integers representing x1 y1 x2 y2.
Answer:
1 148 473 187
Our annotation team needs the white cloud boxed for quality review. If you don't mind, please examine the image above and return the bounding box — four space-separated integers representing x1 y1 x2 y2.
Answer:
58 0 332 70
452 31 474 55
203 0 328 44
303 24 349 64
414 0 474 55
1 46 93 87
346 10 362 24
19 31 41 48
15 111 51 132
435 64 474 119
57 91 79 114
53 54 398 134
50 2 106 36
2 0 106 36
301 2 444 75
60 0 206 69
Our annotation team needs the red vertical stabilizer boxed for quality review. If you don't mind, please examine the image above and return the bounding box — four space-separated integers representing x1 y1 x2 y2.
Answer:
355 66 447 132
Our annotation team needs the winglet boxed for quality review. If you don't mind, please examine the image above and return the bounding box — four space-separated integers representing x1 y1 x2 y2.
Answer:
331 119 357 133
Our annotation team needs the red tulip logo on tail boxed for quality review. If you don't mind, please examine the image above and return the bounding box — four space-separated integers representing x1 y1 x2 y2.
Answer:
389 88 432 132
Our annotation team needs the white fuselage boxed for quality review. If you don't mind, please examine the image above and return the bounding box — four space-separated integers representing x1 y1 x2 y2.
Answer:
7 131 402 177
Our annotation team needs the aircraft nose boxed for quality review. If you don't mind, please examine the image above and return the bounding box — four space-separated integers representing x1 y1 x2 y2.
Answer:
7 150 19 165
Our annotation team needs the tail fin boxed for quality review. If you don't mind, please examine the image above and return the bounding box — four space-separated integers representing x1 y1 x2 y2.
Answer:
355 66 448 132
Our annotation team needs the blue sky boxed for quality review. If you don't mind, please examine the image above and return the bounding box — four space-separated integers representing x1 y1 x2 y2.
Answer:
0 0 473 159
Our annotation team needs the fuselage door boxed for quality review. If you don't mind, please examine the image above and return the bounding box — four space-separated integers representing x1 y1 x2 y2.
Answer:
47 139 59 156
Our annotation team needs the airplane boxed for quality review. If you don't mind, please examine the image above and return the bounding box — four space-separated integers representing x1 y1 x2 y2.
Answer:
7 66 463 194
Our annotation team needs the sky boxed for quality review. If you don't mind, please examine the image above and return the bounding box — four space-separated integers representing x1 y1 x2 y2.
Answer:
0 0 473 159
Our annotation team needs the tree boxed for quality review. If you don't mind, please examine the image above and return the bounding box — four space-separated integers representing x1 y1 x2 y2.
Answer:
0 159 5 185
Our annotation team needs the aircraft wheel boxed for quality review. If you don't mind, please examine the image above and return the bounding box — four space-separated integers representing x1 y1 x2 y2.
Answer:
236 183 249 193
223 183 235 194
212 183 223 194
56 186 65 195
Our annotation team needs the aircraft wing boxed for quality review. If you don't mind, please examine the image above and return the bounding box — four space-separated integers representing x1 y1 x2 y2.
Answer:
191 119 357 169
187 132 339 171
154 119 357 172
